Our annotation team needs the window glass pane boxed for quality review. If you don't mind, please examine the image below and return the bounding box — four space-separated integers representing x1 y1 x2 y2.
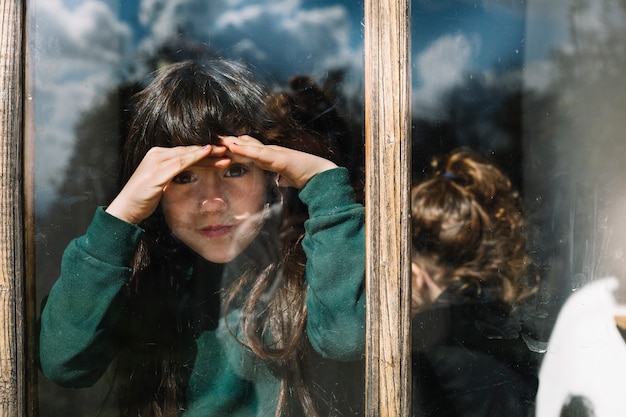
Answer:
527 1 626 415
30 1 365 416
411 1 626 416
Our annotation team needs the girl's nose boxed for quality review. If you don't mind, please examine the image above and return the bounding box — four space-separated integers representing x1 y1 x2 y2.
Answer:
197 177 227 213
199 196 227 214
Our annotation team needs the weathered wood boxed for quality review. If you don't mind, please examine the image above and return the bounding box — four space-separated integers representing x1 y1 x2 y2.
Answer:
0 1 26 416
364 0 412 416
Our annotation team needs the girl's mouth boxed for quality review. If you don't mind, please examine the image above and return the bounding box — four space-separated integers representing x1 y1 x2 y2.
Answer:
199 225 233 238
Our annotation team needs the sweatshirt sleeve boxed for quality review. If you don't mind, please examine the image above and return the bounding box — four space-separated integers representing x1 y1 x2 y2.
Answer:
298 167 365 360
39 207 142 387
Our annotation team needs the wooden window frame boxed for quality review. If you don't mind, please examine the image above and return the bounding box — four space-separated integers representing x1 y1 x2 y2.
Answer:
0 0 413 415
364 0 412 416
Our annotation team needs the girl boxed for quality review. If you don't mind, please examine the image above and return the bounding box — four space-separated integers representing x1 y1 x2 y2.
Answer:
39 60 365 417
409 148 540 417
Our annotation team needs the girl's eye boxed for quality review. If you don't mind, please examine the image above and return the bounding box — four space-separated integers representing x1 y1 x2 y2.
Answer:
172 172 195 184
224 165 248 178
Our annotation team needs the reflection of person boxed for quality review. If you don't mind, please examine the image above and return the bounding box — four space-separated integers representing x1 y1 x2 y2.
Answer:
410 148 541 417
38 60 365 417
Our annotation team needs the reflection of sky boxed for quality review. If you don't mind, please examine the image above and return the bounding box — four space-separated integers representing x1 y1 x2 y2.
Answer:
31 0 581 211
413 2 526 73
411 0 574 119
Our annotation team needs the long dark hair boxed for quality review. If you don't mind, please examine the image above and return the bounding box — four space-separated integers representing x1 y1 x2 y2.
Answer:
115 60 341 417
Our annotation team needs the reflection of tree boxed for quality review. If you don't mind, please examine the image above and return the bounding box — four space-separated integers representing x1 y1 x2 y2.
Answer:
412 68 524 191
553 0 626 181
524 0 626 315
36 83 140 304
139 36 222 73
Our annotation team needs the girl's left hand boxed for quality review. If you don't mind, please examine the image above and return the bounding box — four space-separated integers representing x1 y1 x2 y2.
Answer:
220 135 338 189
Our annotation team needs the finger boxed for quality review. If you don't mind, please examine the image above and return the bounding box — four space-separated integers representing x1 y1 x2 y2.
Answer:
158 146 231 190
220 136 269 160
221 136 337 189
133 146 211 192
223 140 288 172
205 144 228 156
220 135 263 147
177 144 226 164
161 145 225 176
212 156 232 169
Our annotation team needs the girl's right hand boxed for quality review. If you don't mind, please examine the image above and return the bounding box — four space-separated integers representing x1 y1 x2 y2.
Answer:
221 135 338 189
105 145 227 224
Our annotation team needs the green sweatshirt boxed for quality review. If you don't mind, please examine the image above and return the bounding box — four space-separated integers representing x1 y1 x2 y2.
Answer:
39 167 365 416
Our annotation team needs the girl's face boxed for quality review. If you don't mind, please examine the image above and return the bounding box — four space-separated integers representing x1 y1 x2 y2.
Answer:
410 261 444 317
161 152 269 264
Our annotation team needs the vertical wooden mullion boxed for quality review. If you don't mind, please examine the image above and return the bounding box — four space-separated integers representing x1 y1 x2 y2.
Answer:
364 0 412 416
0 0 26 416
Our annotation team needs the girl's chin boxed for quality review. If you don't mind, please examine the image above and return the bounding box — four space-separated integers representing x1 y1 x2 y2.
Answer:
194 242 249 264
199 251 238 264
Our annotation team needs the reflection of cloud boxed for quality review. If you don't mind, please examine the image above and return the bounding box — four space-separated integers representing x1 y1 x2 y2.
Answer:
523 60 558 93
566 0 608 40
33 0 131 211
137 0 361 82
413 33 478 120
39 0 131 62
137 0 225 50
525 0 569 55
524 0 615 60
523 0 614 90
33 0 362 211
